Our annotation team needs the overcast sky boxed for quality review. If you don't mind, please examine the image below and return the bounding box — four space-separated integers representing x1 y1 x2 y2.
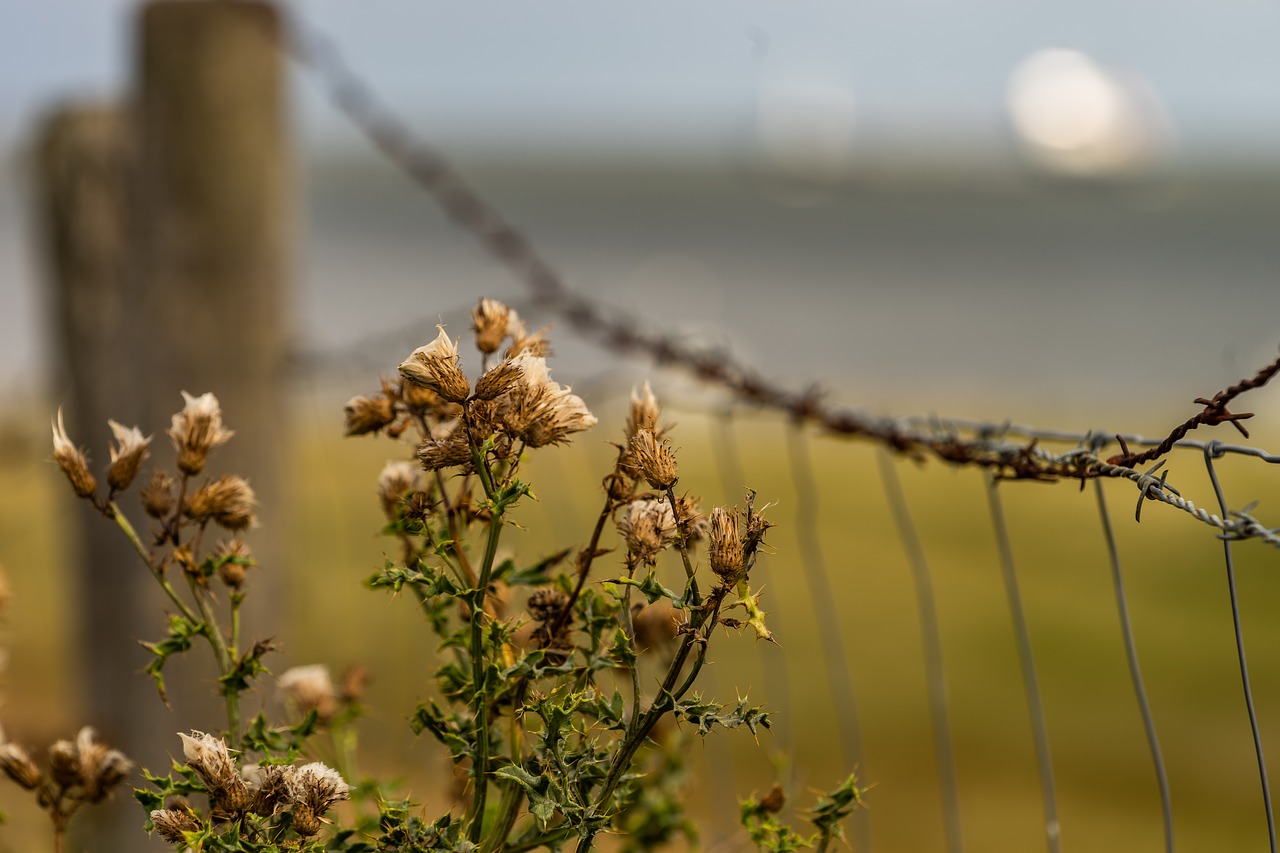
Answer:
1 1 1279 167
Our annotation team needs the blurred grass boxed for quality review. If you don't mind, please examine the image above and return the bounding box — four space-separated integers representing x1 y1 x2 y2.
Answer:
3 394 1280 851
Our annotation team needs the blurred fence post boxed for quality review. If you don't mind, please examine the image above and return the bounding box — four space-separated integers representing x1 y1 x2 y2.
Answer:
35 103 167 851
35 2 290 848
133 0 290 715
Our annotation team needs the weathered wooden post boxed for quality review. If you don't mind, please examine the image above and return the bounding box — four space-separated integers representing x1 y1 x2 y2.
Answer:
132 0 291 721
37 1 290 847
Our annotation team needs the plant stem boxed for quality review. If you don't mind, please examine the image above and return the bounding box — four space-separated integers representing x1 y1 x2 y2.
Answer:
482 781 526 853
109 502 199 624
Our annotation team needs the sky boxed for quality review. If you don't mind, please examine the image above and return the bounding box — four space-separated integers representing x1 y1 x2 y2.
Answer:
1 1 1279 166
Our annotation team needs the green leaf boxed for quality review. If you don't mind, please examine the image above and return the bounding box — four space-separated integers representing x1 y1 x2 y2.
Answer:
141 614 204 703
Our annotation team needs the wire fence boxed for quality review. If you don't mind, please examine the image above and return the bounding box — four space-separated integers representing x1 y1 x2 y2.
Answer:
287 11 1280 852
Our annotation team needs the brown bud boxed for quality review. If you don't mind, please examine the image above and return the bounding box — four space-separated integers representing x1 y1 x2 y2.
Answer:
340 664 370 704
759 783 786 814
167 392 234 476
150 808 202 845
399 327 470 403
140 469 177 518
185 475 257 531
616 499 677 566
47 737 80 788
416 433 474 472
626 382 662 439
0 743 42 790
630 429 678 489
106 420 152 493
343 394 396 437
472 297 514 354
708 507 744 582
214 539 254 589
292 803 322 837
474 359 522 401
51 409 96 499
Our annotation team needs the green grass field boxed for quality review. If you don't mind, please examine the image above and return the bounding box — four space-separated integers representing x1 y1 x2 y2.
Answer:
3 396 1280 851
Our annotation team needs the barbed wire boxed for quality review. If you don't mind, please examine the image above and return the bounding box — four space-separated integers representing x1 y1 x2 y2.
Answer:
288 15 1280 549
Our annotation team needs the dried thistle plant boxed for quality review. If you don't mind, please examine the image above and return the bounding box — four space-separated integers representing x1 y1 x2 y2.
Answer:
40 295 861 852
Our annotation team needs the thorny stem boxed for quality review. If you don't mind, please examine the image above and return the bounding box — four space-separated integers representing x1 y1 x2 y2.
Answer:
465 435 508 844
482 781 526 853
186 573 240 745
546 491 614 643
504 825 575 853
108 502 199 624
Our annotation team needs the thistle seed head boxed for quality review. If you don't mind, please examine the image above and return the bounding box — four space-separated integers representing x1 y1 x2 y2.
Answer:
140 469 177 518
626 382 662 439
472 297 514 354
343 394 396 437
277 664 339 722
399 326 470 403
0 742 42 790
474 359 522 401
106 420 151 492
286 762 350 831
503 319 551 360
416 432 474 472
616 499 678 565
244 762 292 816
168 392 234 476
709 507 744 582
178 731 244 808
51 409 96 498
377 460 421 518
185 475 257 531
150 807 201 845
629 429 679 489
500 353 597 448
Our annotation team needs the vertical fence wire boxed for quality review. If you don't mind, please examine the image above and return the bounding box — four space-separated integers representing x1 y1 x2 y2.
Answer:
1203 444 1277 852
984 476 1061 853
1093 479 1174 853
875 450 964 853
785 422 871 851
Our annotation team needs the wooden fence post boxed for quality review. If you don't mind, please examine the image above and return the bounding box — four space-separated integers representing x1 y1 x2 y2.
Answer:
36 2 291 847
133 0 291 716
35 103 169 851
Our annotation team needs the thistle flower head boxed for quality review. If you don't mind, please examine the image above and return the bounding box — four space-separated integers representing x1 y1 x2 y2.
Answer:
377 460 421 517
106 420 151 492
51 409 96 498
42 727 131 803
150 807 202 845
286 762 350 835
500 353 597 448
504 318 551 360
178 731 249 814
472 297 514 354
709 506 744 582
343 394 397 437
399 326 470 403
168 392 234 476
277 664 339 722
526 588 570 624
629 428 679 489
213 539 254 589
184 475 257 531
0 742 42 790
627 382 662 439
616 499 678 565
140 469 177 518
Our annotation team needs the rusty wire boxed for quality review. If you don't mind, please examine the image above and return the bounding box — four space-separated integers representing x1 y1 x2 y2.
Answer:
289 14 1280 549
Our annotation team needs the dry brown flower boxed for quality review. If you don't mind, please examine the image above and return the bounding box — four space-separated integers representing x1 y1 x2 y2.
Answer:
286 762 350 835
472 297 514 354
185 475 257 531
629 429 678 489
340 664 370 704
503 317 552 360
674 493 709 542
416 432 474 472
168 392 234 476
709 506 744 582
245 763 292 817
51 409 96 499
277 664 339 722
399 326 470 403
106 420 151 492
499 353 597 448
627 381 662 439
616 499 678 566
0 742 42 790
343 394 397 437
140 469 177 518
526 588 570 624
214 539 255 589
150 807 201 845
179 731 249 815
377 460 421 518
73 726 132 803
474 359 522 401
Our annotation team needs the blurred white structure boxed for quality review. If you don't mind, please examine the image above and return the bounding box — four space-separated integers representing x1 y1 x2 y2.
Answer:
1007 49 1170 177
